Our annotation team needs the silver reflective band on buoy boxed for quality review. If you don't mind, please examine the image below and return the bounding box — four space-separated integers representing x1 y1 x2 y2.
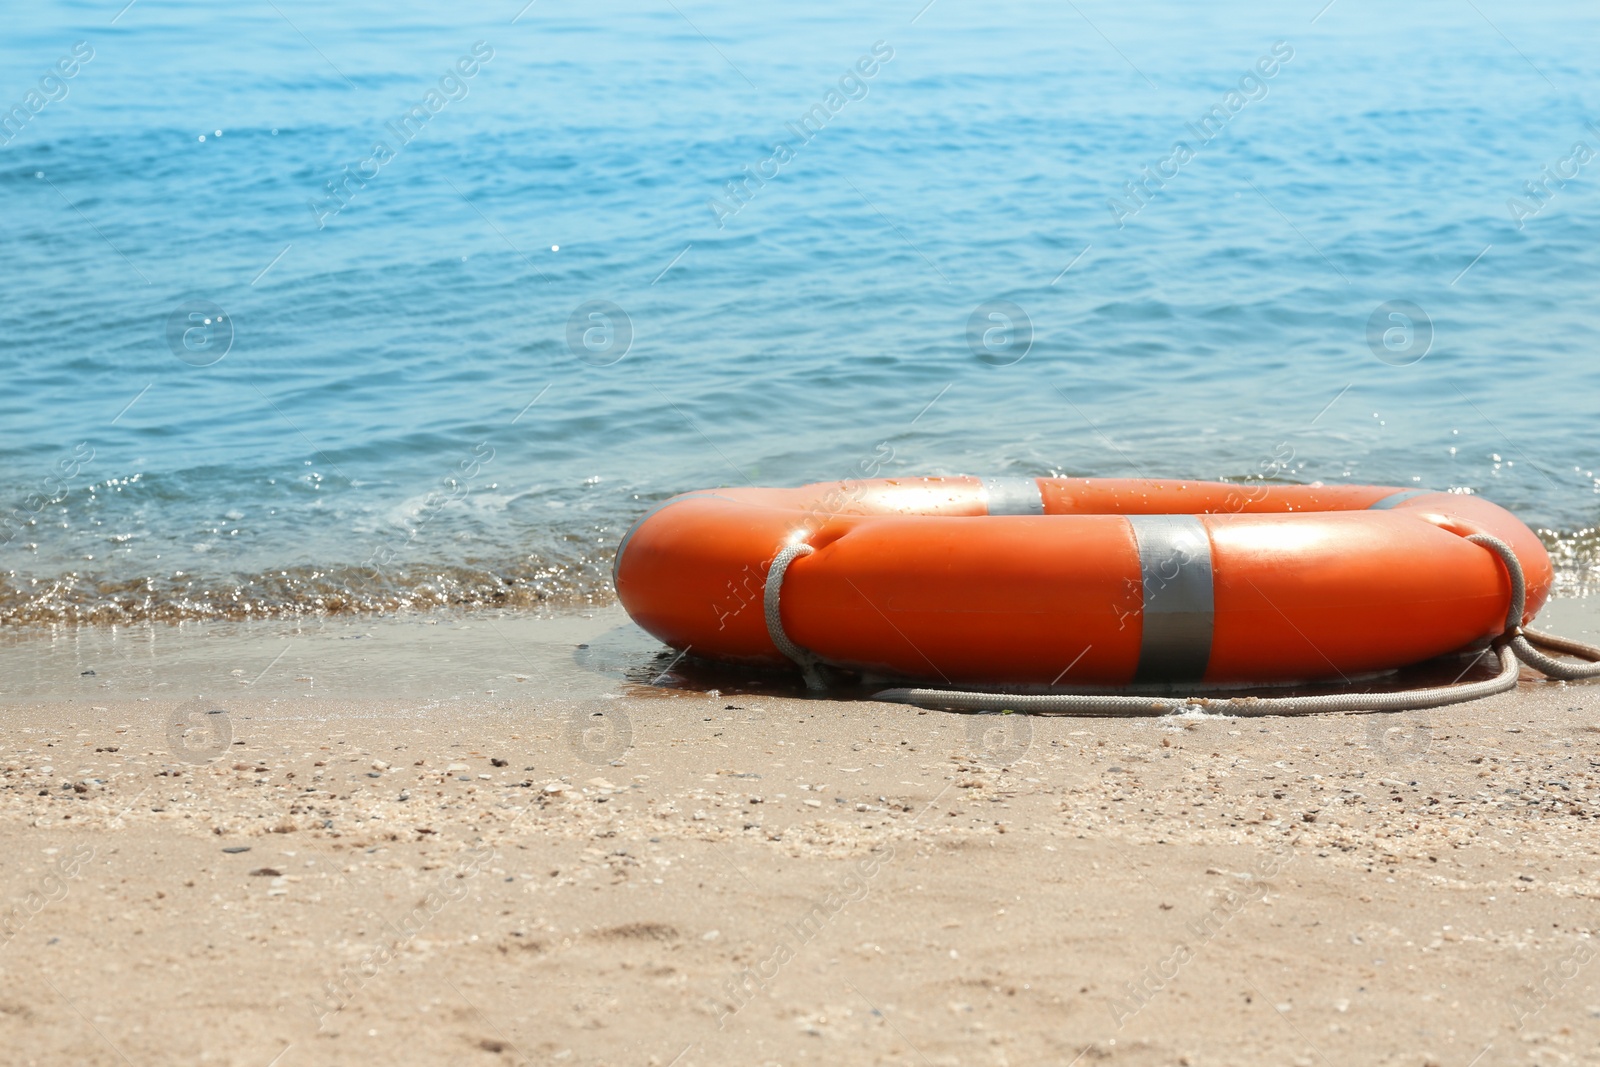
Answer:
1368 489 1434 510
980 477 1044 516
1128 515 1214 683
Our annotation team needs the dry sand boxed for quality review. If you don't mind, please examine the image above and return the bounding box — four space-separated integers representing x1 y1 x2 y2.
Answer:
3 607 1600 1066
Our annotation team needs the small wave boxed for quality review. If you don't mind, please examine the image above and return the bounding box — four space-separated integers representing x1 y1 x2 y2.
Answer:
6 524 1600 629
1543 528 1600 599
0 549 614 627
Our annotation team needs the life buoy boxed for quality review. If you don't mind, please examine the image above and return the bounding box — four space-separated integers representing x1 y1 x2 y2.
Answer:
613 477 1552 688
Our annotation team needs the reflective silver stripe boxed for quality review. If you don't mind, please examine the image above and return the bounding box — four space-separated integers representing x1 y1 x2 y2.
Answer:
612 491 733 586
981 476 1044 516
1128 515 1214 683
1368 488 1434 510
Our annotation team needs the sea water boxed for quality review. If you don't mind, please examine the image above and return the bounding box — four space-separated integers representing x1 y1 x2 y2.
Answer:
3 0 1599 625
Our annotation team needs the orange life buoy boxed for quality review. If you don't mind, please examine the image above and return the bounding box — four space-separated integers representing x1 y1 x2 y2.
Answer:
613 477 1552 687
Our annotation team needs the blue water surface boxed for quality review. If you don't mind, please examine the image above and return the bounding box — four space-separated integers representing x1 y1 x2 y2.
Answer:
3 0 1599 622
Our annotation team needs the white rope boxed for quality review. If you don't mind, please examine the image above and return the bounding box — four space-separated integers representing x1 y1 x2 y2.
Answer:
1469 534 1600 680
764 541 827 690
871 646 1521 716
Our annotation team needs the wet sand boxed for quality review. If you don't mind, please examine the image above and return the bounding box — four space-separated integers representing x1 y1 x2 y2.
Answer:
3 607 1600 1066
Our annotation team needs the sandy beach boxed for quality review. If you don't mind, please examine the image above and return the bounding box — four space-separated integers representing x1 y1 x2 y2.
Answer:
8 0 1600 1061
3 606 1600 1066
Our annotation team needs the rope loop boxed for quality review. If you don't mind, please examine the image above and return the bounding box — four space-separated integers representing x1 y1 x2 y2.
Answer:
764 541 828 691
1467 534 1600 681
